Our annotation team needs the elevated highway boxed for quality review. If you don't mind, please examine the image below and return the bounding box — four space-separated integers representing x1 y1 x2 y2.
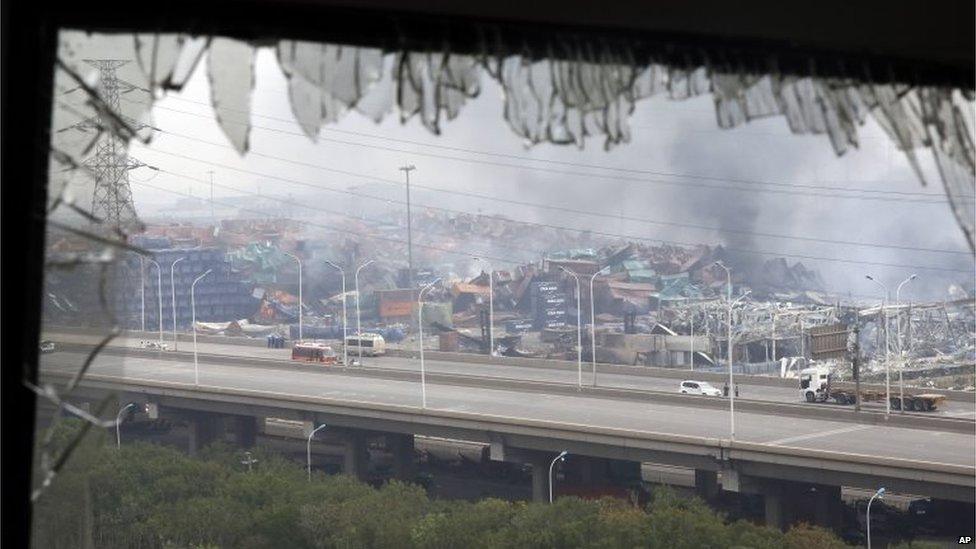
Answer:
46 331 976 421
40 348 976 512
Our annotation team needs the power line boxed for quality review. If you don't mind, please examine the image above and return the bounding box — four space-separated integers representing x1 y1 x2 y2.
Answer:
131 98 964 205
141 133 974 258
138 156 973 274
159 94 967 200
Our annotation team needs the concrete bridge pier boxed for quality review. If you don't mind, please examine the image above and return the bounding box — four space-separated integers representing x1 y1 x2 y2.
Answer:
529 454 552 503
231 416 259 448
695 469 720 501
187 412 222 456
340 429 370 481
734 476 844 532
812 484 843 532
387 433 415 481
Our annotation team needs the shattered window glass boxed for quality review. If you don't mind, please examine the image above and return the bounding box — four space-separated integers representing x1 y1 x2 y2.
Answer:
33 27 975 547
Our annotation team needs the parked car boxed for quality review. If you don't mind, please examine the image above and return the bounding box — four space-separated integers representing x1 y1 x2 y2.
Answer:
678 380 722 396
39 340 57 353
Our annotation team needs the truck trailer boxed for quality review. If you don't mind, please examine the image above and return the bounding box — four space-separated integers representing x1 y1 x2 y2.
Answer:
798 367 947 411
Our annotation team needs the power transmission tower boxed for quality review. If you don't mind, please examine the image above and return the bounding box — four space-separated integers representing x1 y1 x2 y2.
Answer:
62 59 150 233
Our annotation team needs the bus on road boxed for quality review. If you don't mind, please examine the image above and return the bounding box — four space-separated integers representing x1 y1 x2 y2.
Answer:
291 341 339 364
344 333 386 357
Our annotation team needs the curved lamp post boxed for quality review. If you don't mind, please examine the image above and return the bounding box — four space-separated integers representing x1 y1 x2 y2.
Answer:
306 423 327 482
713 261 737 439
283 251 303 341
895 274 918 354
139 256 146 332
895 274 917 413
191 269 212 386
170 257 186 350
559 266 583 389
725 290 751 439
866 275 891 414
589 265 611 385
866 487 885 549
324 261 348 365
145 258 164 346
116 402 136 449
418 278 441 409
549 450 568 503
354 259 375 365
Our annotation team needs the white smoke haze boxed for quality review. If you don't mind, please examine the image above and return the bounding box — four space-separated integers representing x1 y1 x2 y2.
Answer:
124 47 974 302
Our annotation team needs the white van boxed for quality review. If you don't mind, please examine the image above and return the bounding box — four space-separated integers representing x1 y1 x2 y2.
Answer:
344 333 386 357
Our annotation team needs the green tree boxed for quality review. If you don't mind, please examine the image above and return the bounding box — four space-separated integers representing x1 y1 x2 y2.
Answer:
299 479 429 549
723 519 785 549
31 418 109 549
642 488 733 549
412 498 518 549
32 423 855 549
495 496 615 548
783 523 850 549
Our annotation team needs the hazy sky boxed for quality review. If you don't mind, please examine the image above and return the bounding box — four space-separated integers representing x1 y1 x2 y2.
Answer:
54 35 975 300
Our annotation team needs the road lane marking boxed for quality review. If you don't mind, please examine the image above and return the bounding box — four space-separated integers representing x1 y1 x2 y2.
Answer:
764 424 872 446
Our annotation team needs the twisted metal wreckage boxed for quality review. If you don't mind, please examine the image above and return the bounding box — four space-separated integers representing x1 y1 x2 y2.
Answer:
35 29 976 501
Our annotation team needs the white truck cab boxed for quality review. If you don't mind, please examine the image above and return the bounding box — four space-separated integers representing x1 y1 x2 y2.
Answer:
798 367 831 402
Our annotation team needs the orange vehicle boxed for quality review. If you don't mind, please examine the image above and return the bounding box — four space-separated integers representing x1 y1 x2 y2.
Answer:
291 341 339 364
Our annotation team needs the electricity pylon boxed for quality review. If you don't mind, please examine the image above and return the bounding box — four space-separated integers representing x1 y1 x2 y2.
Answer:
61 59 151 233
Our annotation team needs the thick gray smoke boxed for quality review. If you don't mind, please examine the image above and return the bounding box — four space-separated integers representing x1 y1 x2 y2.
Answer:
131 55 973 301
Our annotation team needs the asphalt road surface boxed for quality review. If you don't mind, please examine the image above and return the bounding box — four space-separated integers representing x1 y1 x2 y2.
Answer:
48 333 976 418
40 350 976 468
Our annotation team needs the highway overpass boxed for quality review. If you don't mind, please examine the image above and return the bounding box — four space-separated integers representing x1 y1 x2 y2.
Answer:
47 330 976 420
38 345 975 530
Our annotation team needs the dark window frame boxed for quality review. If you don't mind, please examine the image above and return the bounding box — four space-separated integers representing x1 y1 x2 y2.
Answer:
3 1 972 547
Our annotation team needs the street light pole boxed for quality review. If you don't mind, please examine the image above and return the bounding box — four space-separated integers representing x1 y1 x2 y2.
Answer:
306 423 327 482
146 258 164 346
895 274 917 354
241 451 258 473
895 274 917 414
418 278 441 409
116 402 136 449
724 291 750 439
191 269 212 386
170 257 186 351
714 262 735 439
355 259 375 365
558 267 583 389
139 256 146 332
866 487 885 549
324 261 348 365
283 251 303 341
589 266 610 385
689 304 695 371
473 257 494 356
798 317 806 359
548 450 568 503
866 275 891 414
